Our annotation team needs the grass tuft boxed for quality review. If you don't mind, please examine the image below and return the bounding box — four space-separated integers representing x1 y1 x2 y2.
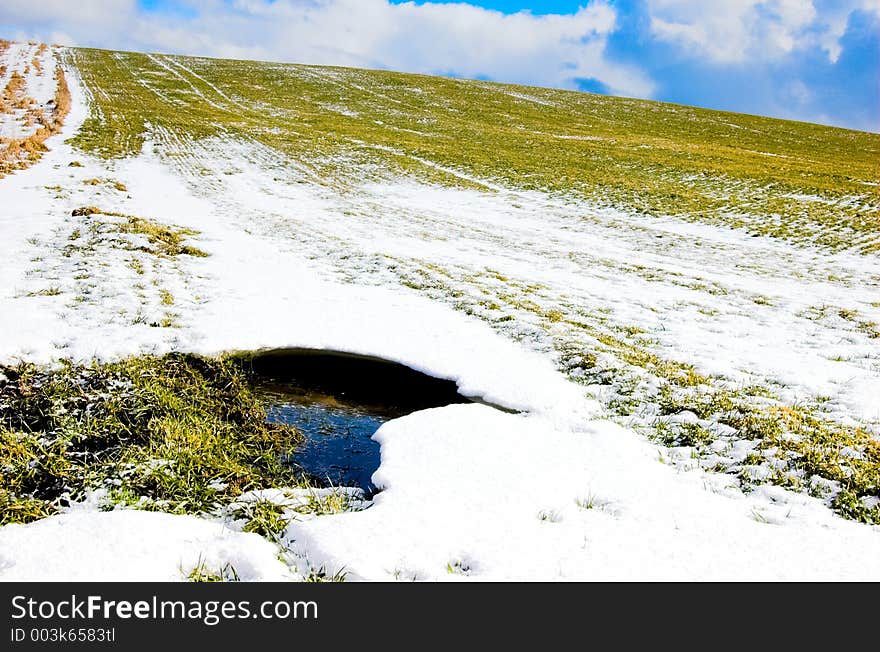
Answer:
186 556 240 582
238 499 291 539
117 216 209 258
0 353 302 525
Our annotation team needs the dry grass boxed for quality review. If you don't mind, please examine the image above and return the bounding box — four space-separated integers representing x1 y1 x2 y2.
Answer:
3 71 26 98
81 178 129 192
0 44 72 177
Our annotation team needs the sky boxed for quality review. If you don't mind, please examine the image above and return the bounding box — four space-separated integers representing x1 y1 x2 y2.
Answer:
1 1 877 132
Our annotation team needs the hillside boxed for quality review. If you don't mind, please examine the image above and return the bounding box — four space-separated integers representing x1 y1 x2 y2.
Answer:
1 42 879 581
68 47 880 251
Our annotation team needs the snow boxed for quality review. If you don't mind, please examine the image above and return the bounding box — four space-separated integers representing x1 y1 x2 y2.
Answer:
550 133 607 141
284 405 880 581
319 103 360 118
174 136 880 422
0 113 30 140
0 43 58 141
501 89 556 107
23 45 57 105
146 54 227 112
0 511 294 581
782 192 855 205
0 50 879 581
0 42 29 87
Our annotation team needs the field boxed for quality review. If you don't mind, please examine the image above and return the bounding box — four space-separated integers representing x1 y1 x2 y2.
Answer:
0 42 878 581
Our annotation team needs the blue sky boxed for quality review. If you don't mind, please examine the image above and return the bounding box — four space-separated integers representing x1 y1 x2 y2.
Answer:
2 0 877 131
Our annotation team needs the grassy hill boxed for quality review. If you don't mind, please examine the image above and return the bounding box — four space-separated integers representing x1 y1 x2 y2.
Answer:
69 47 879 253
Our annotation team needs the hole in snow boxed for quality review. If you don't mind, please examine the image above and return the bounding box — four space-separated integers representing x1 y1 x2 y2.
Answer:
241 348 471 494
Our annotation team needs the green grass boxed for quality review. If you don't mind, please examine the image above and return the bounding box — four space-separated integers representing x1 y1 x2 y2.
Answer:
387 255 880 524
537 509 562 523
64 47 879 253
303 566 347 582
117 215 208 258
446 559 472 575
0 353 303 525
575 493 614 513
128 257 145 275
650 379 880 523
67 206 209 258
236 499 291 539
836 308 880 339
185 556 240 582
654 421 715 449
295 488 355 516
26 287 61 297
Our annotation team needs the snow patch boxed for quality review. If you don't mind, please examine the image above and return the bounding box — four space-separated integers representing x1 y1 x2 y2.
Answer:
0 511 294 581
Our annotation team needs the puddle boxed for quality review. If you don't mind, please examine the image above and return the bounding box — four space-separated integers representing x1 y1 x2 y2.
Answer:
245 349 469 493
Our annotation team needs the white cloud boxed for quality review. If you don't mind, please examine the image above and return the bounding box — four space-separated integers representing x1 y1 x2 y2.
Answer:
647 0 879 64
0 0 137 30
0 0 655 98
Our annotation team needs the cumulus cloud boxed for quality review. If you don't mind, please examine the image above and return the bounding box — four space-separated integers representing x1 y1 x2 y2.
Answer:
646 0 879 64
0 0 655 98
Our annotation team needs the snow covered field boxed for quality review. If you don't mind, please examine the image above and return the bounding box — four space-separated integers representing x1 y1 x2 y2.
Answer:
0 41 59 145
0 45 878 581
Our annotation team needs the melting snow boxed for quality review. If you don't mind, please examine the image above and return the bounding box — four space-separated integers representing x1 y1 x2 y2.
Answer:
1 52 879 581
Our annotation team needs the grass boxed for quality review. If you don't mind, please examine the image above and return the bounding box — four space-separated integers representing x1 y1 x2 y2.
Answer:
82 178 128 192
65 47 879 253
237 499 291 539
650 380 880 523
575 493 617 515
446 559 472 575
537 509 562 523
836 308 880 339
303 565 347 582
654 421 715 448
185 556 240 582
0 353 303 525
385 257 879 524
150 313 178 328
296 488 355 516
68 206 209 258
226 485 360 545
128 258 145 275
26 287 62 297
117 215 209 258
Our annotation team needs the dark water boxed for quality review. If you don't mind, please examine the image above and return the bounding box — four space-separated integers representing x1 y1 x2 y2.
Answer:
247 349 469 493
258 383 395 493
